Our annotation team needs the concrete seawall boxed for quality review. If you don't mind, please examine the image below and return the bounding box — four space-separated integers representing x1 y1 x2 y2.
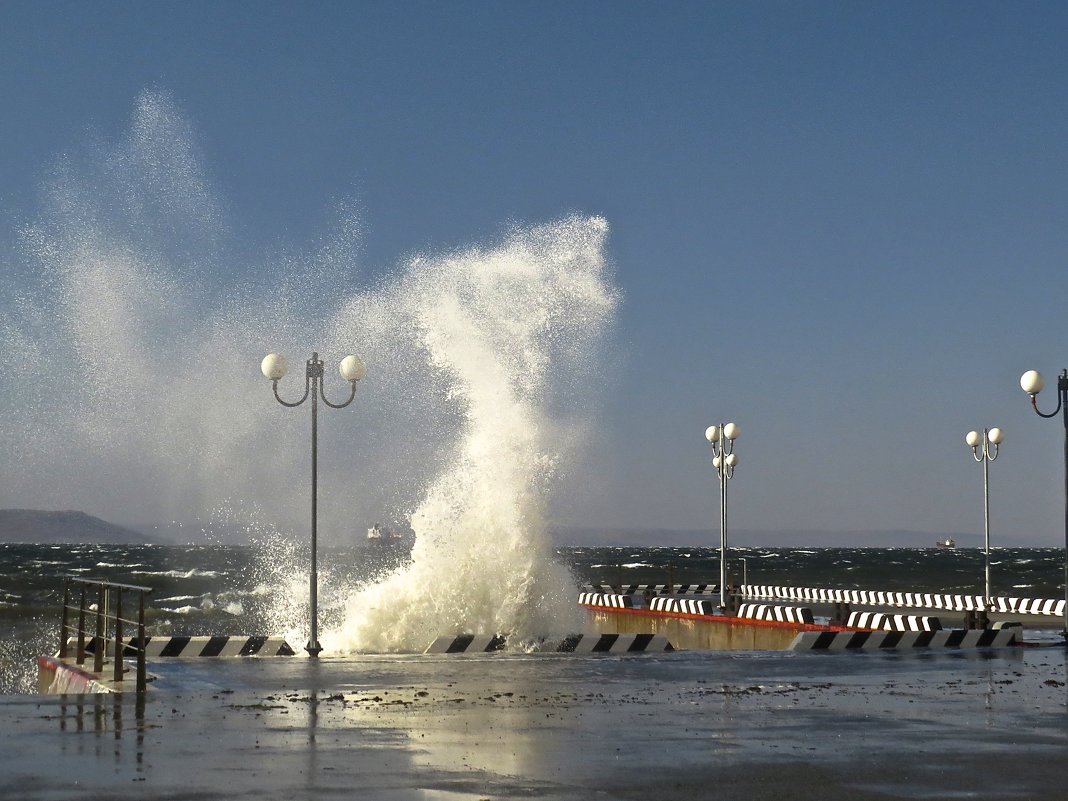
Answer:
582 597 1023 650
586 606 826 650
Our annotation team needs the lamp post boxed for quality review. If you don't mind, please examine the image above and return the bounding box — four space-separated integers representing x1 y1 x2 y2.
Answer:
965 427 1002 604
262 351 365 656
1020 368 1068 637
704 423 739 610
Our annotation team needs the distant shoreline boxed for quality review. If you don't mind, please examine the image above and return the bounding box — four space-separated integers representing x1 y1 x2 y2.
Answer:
0 509 156 545
0 509 1053 548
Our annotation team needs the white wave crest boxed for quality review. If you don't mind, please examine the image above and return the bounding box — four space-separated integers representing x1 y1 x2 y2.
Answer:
327 218 616 652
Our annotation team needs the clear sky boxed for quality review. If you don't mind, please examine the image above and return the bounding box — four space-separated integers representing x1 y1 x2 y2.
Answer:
2 2 1068 545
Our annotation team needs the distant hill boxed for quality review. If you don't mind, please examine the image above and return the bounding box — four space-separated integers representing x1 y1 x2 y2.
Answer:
0 509 154 544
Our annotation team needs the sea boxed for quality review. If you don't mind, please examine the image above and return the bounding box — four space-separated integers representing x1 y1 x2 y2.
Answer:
3 542 1066 695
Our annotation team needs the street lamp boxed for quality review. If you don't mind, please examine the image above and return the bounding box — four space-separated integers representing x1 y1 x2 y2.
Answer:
262 351 365 656
965 427 1003 604
705 422 739 610
1020 368 1068 636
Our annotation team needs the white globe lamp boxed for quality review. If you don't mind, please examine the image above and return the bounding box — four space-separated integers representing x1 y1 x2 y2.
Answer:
339 354 366 382
1021 370 1045 396
261 353 288 381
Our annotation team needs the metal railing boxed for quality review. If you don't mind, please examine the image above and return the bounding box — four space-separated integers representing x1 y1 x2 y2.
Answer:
59 577 154 693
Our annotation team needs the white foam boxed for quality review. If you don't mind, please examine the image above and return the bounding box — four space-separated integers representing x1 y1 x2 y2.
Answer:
325 217 615 652
132 568 223 578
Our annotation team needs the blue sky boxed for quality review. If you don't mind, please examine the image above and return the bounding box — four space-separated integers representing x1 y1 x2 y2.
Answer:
3 2 1068 544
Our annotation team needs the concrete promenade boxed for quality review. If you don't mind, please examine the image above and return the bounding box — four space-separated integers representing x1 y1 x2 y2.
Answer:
5 646 1068 800
6 649 1068 798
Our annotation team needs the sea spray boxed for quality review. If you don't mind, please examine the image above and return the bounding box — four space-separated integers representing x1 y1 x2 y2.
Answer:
328 219 617 652
0 90 620 650
0 90 366 532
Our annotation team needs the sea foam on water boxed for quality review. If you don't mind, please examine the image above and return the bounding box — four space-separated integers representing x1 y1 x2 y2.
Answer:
0 90 619 652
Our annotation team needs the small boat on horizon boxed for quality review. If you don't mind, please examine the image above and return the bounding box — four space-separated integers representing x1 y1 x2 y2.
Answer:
366 522 415 548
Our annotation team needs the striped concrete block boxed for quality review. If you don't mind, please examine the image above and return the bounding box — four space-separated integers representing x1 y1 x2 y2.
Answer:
737 603 814 625
675 597 715 615
424 633 675 654
80 636 295 657
886 592 985 611
648 597 715 615
790 628 1019 651
846 611 942 632
988 597 1066 616
648 596 670 611
671 584 718 596
741 585 1066 617
583 584 658 595
582 584 719 596
577 592 634 608
584 584 632 594
553 633 675 653
424 634 508 654
992 621 1023 632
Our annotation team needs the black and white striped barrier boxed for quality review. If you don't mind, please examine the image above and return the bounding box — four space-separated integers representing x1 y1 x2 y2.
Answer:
737 603 814 625
990 597 1066 615
744 585 990 609
846 611 942 632
578 592 634 608
80 636 295 657
669 584 718 595
555 633 674 652
648 596 716 614
424 634 507 654
993 620 1023 632
582 584 719 596
742 585 1067 617
791 627 1019 650
425 633 675 654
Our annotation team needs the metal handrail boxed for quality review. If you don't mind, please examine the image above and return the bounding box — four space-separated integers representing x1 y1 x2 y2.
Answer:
59 577 154 693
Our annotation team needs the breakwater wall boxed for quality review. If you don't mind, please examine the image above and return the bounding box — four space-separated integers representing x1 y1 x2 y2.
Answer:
579 591 1025 651
584 604 824 650
584 583 1066 617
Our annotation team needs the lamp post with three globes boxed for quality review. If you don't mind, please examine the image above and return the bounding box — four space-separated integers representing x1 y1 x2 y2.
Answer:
261 351 365 656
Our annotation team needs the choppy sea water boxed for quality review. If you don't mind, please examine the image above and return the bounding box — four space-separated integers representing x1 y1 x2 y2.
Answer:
4 543 1066 694
568 544 1068 596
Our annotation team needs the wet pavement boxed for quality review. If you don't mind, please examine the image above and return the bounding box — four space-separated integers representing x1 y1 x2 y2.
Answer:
4 645 1068 800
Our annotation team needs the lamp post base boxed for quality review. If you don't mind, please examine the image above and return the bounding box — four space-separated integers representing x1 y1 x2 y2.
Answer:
305 640 323 657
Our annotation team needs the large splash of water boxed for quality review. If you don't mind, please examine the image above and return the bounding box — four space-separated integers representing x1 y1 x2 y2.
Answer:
326 220 615 650
0 91 618 650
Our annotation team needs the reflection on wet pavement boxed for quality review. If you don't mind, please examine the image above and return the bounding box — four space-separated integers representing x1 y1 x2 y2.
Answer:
3 647 1068 800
